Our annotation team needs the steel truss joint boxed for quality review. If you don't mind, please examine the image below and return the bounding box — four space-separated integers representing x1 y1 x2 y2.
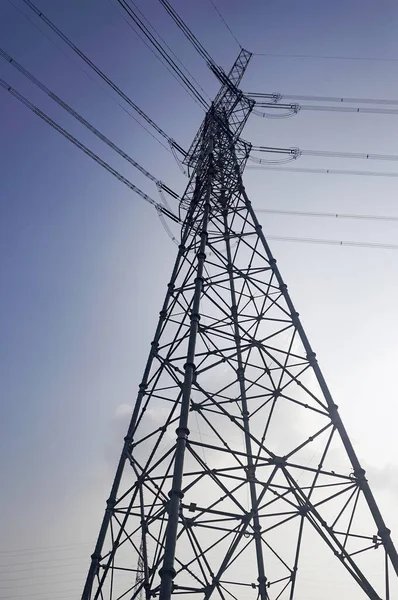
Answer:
193 277 204 289
378 527 392 538
106 498 116 509
292 310 300 323
175 425 190 438
298 504 310 516
90 552 101 561
159 566 176 579
306 351 317 365
236 366 245 380
184 518 194 529
246 466 256 481
270 455 286 466
167 488 184 500
183 360 196 370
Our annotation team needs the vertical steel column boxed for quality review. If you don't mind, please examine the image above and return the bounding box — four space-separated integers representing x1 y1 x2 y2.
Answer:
158 135 214 600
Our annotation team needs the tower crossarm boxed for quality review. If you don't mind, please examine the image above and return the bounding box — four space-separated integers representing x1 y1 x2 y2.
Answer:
183 49 254 176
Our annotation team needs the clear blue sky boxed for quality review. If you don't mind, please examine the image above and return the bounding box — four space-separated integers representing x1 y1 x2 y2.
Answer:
2 1 398 598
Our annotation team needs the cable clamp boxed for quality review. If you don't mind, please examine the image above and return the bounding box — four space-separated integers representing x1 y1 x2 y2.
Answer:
290 147 302 159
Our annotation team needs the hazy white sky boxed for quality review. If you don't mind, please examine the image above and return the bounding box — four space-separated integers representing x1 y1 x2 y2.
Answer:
1 1 398 598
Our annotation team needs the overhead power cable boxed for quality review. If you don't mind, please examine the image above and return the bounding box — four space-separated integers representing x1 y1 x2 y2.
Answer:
247 165 398 179
300 103 398 116
0 77 180 223
0 552 85 568
157 0 226 83
116 0 208 110
252 102 398 118
250 145 398 164
252 52 398 62
248 91 398 107
0 572 86 589
20 0 185 155
266 235 398 252
0 540 89 556
158 0 216 64
5 587 83 599
208 0 242 48
109 1 203 106
0 561 85 575
0 47 178 200
299 148 398 162
254 208 398 223
8 0 171 153
111 0 210 102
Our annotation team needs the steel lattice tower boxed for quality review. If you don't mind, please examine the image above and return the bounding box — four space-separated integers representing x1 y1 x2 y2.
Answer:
82 50 398 600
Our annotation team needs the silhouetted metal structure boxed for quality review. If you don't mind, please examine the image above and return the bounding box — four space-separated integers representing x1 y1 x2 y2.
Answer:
82 50 398 600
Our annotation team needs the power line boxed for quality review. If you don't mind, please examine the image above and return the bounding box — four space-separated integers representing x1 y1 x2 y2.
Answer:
250 145 398 164
0 563 131 583
301 148 398 162
252 51 398 62
7 0 171 153
3 596 81 600
3 586 83 599
247 165 398 179
0 541 89 556
252 102 398 117
0 47 179 200
0 77 179 223
248 91 398 107
3 595 81 600
20 0 185 155
0 572 86 588
0 554 84 568
0 561 86 575
111 0 210 103
301 103 398 116
157 0 226 83
2 596 80 600
265 234 398 251
254 207 398 223
116 1 209 110
158 0 216 65
208 0 241 48
116 0 209 109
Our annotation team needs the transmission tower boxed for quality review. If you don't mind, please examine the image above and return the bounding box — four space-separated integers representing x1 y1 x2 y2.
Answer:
82 49 398 600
